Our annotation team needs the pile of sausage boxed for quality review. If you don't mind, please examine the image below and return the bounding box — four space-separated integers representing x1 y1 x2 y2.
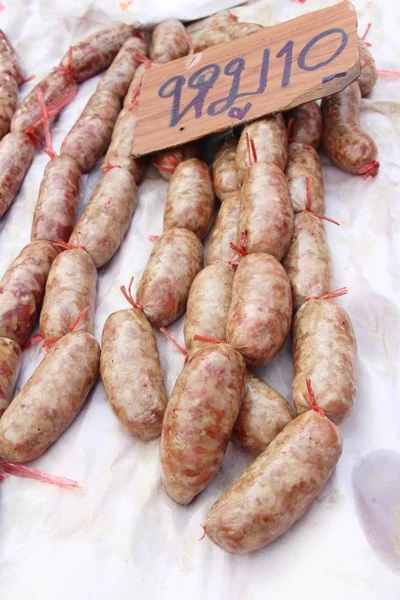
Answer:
0 12 379 554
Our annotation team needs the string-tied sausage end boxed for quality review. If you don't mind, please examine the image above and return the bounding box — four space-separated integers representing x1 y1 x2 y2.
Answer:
120 277 143 311
303 178 340 225
307 287 348 301
37 89 56 159
199 525 207 541
193 335 224 345
361 22 372 44
305 379 325 416
41 305 90 353
359 161 379 180
160 328 188 356
245 132 257 164
0 460 80 489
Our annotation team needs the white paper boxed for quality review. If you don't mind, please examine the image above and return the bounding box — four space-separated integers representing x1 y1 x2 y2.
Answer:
0 1 399 598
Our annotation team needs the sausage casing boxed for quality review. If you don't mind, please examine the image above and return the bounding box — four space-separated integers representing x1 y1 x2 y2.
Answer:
150 19 190 63
105 107 147 183
285 142 324 213
0 337 21 417
154 142 199 181
194 21 262 52
123 63 147 109
206 193 240 266
0 132 35 217
212 134 240 202
97 37 148 100
0 71 18 141
287 101 322 149
357 38 377 97
0 30 24 84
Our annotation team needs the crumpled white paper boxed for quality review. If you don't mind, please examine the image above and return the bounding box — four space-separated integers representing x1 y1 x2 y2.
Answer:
0 1 399 598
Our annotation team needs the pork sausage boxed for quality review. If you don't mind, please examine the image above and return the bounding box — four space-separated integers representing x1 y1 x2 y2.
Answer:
150 19 190 64
104 106 147 183
0 337 21 417
0 71 18 141
357 38 377 97
0 30 24 85
285 142 324 214
0 132 35 218
194 21 262 52
206 193 240 266
154 142 199 181
212 134 240 202
123 62 147 109
0 331 100 463
226 253 292 367
287 101 322 149
186 11 237 41
160 343 246 504
137 228 203 329
97 36 148 100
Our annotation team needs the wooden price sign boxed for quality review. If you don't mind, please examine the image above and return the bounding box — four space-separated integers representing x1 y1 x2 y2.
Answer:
132 1 359 157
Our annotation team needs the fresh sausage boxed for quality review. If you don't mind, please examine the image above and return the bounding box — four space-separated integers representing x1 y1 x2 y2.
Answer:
0 71 18 141
97 36 148 100
292 298 357 424
283 212 332 311
0 241 59 346
69 167 137 268
123 63 147 109
59 24 137 83
204 409 342 553
193 21 262 52
212 134 240 202
104 106 147 183
160 343 246 504
164 159 215 240
237 162 294 260
232 371 294 455
137 228 203 329
0 30 24 85
186 11 238 41
285 142 324 213
206 193 240 266
100 308 167 440
150 19 190 64
184 262 234 353
60 89 121 173
0 132 35 217
31 155 81 242
0 337 21 417
287 101 322 149
226 253 292 367
154 142 199 181
321 81 378 177
40 248 97 340
357 38 377 97
0 331 100 463
236 115 288 184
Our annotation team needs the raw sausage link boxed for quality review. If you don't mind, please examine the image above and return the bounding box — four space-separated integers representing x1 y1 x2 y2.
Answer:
69 167 138 268
154 141 199 181
150 19 190 64
236 115 288 184
285 142 324 214
104 107 147 183
184 262 234 353
0 331 100 463
321 81 378 176
137 227 203 329
101 308 167 440
283 212 332 311
205 410 342 553
0 337 21 417
238 162 294 260
206 193 240 266
60 89 121 173
0 132 35 217
226 253 292 367
0 30 24 85
186 11 238 41
287 101 322 149
59 24 137 83
123 63 147 109
97 36 148 100
292 299 357 424
212 134 240 202
164 158 215 240
40 248 97 340
160 343 246 504
0 241 59 346
0 72 18 141
194 21 262 52
357 38 377 97
232 371 295 455
31 155 81 242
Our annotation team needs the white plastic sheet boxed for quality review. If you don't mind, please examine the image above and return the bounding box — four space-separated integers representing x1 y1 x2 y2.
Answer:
0 1 399 598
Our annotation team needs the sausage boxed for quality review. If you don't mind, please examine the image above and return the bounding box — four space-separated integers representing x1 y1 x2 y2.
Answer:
292 298 357 424
31 155 81 242
59 24 137 83
123 62 147 109
0 337 21 417
0 132 35 218
184 263 234 353
0 331 100 463
69 167 137 268
100 308 167 440
154 141 199 181
357 38 377 97
321 81 378 176
164 159 215 240
186 11 238 40
287 101 322 149
204 409 343 553
193 21 262 52
97 36 148 100
104 107 147 183
0 30 24 85
232 371 294 455
236 115 288 184
212 134 240 202
137 228 203 329
237 162 294 260
60 89 121 173
160 343 246 504
206 193 240 266
150 19 190 64
40 248 97 340
285 142 324 214
283 212 332 311
0 71 18 141
226 253 292 367
0 241 59 346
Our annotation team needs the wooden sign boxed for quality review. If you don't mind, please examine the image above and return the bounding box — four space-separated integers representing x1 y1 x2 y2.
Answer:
132 1 359 157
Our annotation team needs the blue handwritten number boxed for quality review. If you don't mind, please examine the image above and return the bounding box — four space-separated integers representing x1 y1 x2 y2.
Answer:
276 40 294 88
298 28 348 71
